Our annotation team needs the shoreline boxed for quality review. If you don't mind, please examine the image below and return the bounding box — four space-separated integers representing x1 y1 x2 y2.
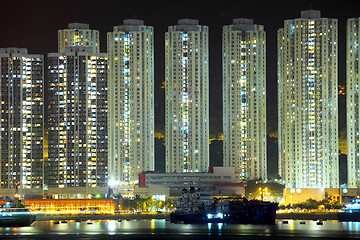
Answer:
35 213 170 221
35 212 339 221
276 212 338 220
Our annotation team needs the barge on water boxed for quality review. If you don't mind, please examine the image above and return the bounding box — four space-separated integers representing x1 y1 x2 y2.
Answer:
170 187 278 224
0 200 36 227
338 198 360 222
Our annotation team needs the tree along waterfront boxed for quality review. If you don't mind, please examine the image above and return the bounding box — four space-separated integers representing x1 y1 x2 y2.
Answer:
120 197 176 213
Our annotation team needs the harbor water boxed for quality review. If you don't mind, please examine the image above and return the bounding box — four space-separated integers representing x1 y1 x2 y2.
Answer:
1 219 360 239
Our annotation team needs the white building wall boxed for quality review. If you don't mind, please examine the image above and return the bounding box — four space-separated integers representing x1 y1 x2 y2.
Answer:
47 47 108 189
58 23 100 53
347 18 360 187
165 19 209 173
0 48 44 196
223 19 267 181
107 20 154 186
278 10 339 188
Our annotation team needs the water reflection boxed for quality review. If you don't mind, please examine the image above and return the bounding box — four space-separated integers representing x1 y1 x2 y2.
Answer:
106 220 116 234
1 219 360 238
342 221 360 232
150 219 155 229
207 223 224 235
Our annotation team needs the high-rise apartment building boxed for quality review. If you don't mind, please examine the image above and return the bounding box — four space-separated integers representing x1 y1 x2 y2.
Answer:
165 19 209 173
47 47 107 198
58 23 100 53
278 10 338 188
107 20 154 186
223 19 267 181
347 18 360 187
0 48 44 198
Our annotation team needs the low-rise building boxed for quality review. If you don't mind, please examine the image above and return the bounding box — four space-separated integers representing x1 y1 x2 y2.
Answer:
133 184 170 200
283 188 360 205
25 199 114 214
139 167 245 197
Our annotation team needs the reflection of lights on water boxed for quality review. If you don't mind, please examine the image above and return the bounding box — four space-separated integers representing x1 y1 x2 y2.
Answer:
149 219 167 229
289 219 295 231
207 222 223 234
153 219 166 229
344 222 360 232
8 219 360 237
264 227 271 237
106 220 117 234
355 222 360 232
218 223 223 233
151 219 155 229
75 221 80 230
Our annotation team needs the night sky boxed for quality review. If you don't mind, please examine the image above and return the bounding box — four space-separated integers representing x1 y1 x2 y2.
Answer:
0 0 358 138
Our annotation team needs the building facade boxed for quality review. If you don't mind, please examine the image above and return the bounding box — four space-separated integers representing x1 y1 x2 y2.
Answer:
347 18 360 187
165 19 209 173
223 19 267 181
107 20 154 186
0 48 44 198
278 10 339 188
47 47 107 198
58 23 100 53
139 167 244 197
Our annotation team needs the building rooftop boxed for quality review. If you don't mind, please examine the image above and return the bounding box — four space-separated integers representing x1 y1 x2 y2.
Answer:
68 23 90 29
231 18 256 31
172 19 203 32
178 19 199 25
301 10 321 19
123 19 144 26
113 19 149 32
0 48 28 54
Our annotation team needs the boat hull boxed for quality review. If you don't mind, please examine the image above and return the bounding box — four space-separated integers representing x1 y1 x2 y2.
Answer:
338 212 360 222
170 213 276 224
170 202 278 224
225 212 276 224
0 214 36 227
170 213 204 224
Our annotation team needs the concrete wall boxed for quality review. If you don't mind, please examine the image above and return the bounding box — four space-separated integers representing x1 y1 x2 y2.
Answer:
283 188 360 205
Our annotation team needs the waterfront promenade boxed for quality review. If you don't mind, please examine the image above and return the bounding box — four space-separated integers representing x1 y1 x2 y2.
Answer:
1 218 358 240
35 213 169 221
34 212 339 221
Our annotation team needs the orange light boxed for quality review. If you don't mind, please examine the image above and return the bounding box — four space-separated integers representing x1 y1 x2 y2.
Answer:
24 199 115 215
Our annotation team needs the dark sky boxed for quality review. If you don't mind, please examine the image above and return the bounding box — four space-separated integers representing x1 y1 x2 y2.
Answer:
0 0 358 136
